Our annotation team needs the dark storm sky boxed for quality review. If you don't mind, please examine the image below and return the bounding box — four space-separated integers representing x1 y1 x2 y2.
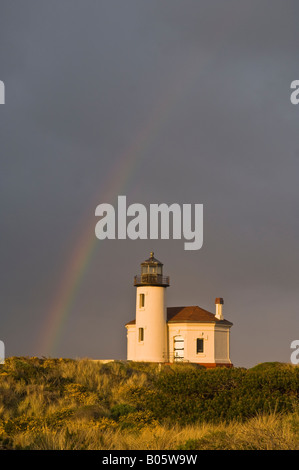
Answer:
0 1 298 367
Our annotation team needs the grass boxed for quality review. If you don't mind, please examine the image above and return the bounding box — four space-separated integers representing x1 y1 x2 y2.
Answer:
0 357 298 450
5 411 299 450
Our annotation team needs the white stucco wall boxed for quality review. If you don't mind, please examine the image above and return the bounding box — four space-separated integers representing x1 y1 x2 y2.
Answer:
214 327 231 363
126 316 232 364
134 285 167 362
168 323 215 364
167 323 232 364
126 324 136 361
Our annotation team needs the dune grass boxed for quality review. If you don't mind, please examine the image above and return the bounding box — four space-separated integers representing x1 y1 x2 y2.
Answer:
0 357 298 450
5 409 299 450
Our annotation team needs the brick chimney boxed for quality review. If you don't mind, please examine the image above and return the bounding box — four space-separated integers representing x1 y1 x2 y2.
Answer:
215 298 224 320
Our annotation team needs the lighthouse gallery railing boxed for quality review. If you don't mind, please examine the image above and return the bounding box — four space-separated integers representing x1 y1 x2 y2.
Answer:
134 274 170 286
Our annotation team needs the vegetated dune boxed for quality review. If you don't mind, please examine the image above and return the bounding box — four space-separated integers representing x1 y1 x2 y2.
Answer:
0 357 298 450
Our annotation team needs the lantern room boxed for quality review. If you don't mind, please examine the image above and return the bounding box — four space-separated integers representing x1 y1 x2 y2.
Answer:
134 252 170 287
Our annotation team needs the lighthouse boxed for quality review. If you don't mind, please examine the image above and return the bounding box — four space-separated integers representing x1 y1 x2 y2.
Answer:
125 252 233 367
128 252 169 362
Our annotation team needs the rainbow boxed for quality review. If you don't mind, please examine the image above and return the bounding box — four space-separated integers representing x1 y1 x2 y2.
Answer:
38 58 201 357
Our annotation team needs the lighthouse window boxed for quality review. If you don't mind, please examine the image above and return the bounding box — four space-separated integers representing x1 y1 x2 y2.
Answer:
138 328 144 342
139 294 145 308
196 338 204 354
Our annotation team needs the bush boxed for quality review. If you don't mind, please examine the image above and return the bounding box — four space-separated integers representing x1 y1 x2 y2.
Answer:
125 364 299 425
110 403 136 421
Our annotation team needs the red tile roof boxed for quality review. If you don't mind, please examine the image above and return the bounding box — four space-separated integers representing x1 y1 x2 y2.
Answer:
125 306 233 326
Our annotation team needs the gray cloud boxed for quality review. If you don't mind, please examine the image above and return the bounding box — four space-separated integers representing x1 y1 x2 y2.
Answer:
0 1 298 367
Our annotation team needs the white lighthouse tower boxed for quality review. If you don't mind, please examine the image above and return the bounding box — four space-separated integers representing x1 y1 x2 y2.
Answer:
129 252 169 362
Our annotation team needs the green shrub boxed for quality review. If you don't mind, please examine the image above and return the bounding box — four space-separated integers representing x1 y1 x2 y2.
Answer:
110 403 136 421
125 364 299 425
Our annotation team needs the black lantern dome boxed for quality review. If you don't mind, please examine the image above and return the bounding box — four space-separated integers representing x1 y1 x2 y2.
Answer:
134 252 170 287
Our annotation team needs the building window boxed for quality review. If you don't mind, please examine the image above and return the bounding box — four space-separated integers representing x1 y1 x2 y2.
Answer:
139 293 145 308
138 328 144 342
196 338 204 354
